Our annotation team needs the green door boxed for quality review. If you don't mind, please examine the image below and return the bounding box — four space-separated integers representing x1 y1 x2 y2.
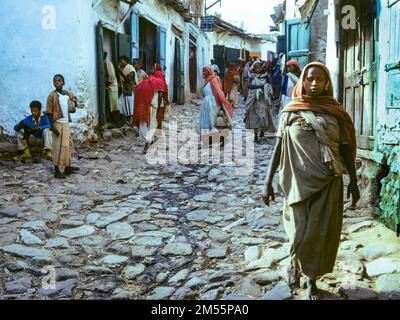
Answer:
117 33 131 61
285 18 310 69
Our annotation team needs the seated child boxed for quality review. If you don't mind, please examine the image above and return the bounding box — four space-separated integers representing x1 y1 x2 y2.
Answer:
14 100 52 159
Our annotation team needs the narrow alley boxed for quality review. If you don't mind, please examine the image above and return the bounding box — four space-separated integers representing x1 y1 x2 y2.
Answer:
1 98 399 300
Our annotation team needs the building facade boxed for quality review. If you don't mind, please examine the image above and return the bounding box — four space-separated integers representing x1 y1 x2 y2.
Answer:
0 0 269 143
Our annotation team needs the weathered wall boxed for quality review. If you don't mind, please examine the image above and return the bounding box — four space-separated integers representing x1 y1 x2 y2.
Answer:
136 0 208 102
374 1 400 230
325 0 340 99
0 0 99 141
309 0 328 63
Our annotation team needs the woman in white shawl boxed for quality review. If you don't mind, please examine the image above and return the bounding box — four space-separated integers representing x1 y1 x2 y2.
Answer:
244 61 277 143
280 60 302 109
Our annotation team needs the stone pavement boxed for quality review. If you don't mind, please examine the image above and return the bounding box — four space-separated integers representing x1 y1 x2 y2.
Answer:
0 97 399 300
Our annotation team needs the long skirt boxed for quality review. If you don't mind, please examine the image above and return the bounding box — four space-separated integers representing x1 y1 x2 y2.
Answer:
52 122 74 167
227 83 239 107
107 89 120 112
119 94 134 117
139 94 159 143
283 177 344 279
199 95 218 130
245 95 276 132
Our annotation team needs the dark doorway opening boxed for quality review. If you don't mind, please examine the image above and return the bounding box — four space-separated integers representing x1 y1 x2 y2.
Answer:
173 37 184 104
189 36 197 93
139 17 157 73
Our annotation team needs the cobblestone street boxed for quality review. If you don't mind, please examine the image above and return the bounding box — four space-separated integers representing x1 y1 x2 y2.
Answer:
1 98 399 300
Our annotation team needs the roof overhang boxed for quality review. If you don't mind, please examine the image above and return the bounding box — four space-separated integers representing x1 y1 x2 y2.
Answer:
299 0 319 24
161 0 193 22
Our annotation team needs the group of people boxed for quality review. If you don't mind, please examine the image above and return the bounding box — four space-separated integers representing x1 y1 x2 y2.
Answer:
104 54 170 154
204 56 302 144
14 56 171 177
15 74 79 179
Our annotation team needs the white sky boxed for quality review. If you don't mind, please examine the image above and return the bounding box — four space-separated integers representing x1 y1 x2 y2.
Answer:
205 0 284 34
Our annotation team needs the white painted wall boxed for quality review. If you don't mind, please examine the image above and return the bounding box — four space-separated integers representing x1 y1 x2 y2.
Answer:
325 0 340 99
285 0 302 20
0 0 99 140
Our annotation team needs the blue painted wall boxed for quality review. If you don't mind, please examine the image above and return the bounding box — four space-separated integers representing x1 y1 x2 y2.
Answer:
0 0 98 139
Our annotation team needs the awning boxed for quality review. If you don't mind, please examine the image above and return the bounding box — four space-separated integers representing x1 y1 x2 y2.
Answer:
299 0 319 24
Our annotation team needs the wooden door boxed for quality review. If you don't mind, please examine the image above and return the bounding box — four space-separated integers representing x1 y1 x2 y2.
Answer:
285 18 310 69
157 26 167 70
117 33 131 61
340 0 377 150
386 0 400 109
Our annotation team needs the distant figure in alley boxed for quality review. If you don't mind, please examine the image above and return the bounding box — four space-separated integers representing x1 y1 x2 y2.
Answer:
244 60 276 143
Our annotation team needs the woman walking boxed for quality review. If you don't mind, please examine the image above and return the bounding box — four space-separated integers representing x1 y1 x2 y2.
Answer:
223 63 240 108
262 62 360 300
132 72 166 154
244 61 276 143
199 66 233 146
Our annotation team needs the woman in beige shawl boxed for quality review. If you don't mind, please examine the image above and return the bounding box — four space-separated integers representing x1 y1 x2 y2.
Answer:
262 62 360 300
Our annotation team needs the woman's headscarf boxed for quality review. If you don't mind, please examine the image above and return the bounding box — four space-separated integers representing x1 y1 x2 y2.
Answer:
203 66 233 118
283 61 357 159
286 60 302 76
153 63 169 105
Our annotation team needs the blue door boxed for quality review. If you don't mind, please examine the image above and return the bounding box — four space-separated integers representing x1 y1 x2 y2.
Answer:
131 7 139 60
157 26 167 70
285 18 310 68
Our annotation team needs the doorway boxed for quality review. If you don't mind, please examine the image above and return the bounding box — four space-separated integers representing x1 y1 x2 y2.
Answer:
139 17 157 73
339 0 377 150
189 40 197 94
173 37 184 104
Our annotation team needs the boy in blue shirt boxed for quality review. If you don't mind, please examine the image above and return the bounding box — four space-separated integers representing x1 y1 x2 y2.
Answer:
14 101 52 159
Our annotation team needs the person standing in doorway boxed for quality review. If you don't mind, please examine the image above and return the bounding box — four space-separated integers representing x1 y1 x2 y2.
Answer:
104 52 120 127
118 56 137 124
133 58 148 84
46 74 79 179
262 62 359 300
